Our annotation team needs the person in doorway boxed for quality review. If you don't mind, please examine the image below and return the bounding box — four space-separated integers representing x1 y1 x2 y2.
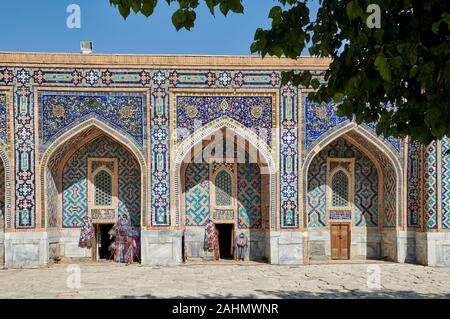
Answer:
236 233 248 261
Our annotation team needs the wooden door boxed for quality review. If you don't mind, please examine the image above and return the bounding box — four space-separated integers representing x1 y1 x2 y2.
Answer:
330 223 350 260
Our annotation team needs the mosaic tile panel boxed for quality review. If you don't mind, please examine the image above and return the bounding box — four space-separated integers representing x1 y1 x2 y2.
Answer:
62 135 141 228
344 130 399 227
306 152 327 227
168 70 284 88
424 141 438 229
176 96 273 147
0 93 7 145
238 163 262 229
407 140 423 228
307 138 379 227
280 86 299 228
380 155 397 227
39 92 146 149
303 96 347 151
14 84 36 228
215 170 232 207
441 136 450 229
150 71 170 226
185 163 210 226
354 155 378 227
303 96 402 154
0 64 330 230
0 162 4 229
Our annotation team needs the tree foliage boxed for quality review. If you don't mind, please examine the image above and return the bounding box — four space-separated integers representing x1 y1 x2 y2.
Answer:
110 0 450 146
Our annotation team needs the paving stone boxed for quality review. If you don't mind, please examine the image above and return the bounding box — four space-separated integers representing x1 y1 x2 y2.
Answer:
0 262 449 298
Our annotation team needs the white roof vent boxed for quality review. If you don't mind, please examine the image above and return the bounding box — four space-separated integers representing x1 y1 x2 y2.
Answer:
80 41 93 54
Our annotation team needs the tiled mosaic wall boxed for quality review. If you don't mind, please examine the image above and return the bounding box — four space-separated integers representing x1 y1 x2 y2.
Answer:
306 138 379 228
407 140 423 228
0 162 4 229
237 163 262 229
441 136 450 229
424 141 438 229
0 63 446 232
62 135 141 228
185 163 210 226
0 93 7 145
184 162 262 229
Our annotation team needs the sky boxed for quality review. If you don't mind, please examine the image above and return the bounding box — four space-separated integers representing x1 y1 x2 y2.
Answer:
0 0 317 55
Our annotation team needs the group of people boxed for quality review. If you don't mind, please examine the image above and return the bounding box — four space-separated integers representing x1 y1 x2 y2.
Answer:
107 214 140 265
79 214 139 265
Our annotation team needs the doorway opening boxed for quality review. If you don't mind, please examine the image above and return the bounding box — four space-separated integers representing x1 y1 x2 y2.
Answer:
216 223 234 259
95 224 114 261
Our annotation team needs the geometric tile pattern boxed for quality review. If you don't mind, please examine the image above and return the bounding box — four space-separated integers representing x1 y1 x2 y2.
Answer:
62 135 140 228
380 156 397 228
215 170 233 207
2 62 442 234
176 96 273 147
307 151 327 227
0 65 328 229
331 170 349 208
0 161 4 229
441 136 450 229
39 91 146 150
344 130 398 227
407 140 423 228
424 141 438 229
150 71 171 226
280 86 299 228
238 163 262 229
354 155 379 227
0 93 7 145
303 96 348 150
307 138 379 227
303 95 401 154
185 163 210 226
46 168 58 228
14 83 36 228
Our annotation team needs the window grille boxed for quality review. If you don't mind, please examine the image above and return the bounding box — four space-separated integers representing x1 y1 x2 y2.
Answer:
215 170 232 207
94 170 112 206
331 170 349 208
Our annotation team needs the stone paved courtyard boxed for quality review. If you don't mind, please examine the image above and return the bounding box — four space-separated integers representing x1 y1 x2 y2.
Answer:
0 261 449 299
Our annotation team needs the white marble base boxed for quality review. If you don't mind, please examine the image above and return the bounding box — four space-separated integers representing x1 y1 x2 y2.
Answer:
416 232 450 266
4 231 49 268
59 230 92 259
269 231 304 265
141 230 182 266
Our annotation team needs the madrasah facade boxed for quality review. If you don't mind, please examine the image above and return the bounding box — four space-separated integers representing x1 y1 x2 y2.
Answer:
0 52 449 268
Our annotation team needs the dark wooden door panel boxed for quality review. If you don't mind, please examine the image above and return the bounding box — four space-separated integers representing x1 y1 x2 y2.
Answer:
340 224 350 260
330 223 350 260
331 224 340 259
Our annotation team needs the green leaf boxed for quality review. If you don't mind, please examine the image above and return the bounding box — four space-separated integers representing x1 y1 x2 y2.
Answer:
118 4 131 18
409 65 419 78
131 1 141 14
346 1 363 21
219 2 229 16
357 33 368 46
311 78 320 89
375 53 392 82
142 0 157 16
